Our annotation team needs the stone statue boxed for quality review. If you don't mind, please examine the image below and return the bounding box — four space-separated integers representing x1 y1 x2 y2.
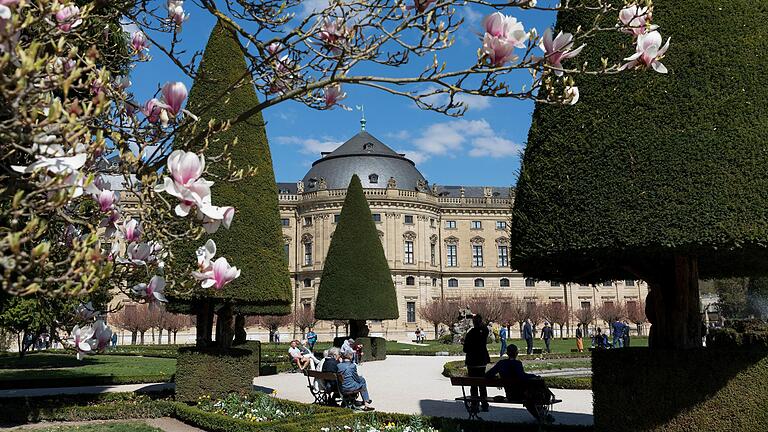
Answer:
318 177 327 190
450 304 475 344
296 180 304 194
387 176 397 189
460 187 465 198
417 179 427 192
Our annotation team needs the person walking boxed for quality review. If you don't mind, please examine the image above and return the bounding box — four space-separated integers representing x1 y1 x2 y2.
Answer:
541 322 554 353
523 319 534 355
499 325 508 357
612 320 624 348
622 320 631 348
463 314 491 413
575 323 584 353
306 327 318 351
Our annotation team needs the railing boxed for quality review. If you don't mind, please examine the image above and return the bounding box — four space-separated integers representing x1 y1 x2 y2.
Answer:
277 188 512 207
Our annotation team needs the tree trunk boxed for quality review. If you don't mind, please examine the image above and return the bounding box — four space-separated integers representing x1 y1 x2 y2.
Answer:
434 323 438 340
173 331 178 344
140 331 145 345
216 303 235 348
158 328 163 344
131 331 137 345
349 319 369 338
233 314 247 345
641 255 702 349
195 300 214 348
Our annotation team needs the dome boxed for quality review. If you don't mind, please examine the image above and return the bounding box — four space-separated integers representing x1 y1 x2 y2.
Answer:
302 131 428 192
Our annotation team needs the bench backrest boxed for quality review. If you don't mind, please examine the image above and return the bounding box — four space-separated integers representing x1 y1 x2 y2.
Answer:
450 376 523 387
305 370 337 381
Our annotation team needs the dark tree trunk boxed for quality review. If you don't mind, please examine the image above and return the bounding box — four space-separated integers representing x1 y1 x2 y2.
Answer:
140 331 145 345
158 328 163 344
640 255 702 349
195 300 214 348
233 314 247 345
131 331 137 344
349 320 369 338
173 331 178 344
434 323 438 340
216 303 235 348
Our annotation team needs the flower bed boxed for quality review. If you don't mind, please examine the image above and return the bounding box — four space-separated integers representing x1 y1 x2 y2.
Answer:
196 393 303 422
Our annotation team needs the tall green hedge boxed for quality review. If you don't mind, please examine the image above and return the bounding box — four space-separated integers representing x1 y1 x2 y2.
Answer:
175 342 260 403
510 1 768 282
315 175 398 321
167 20 291 315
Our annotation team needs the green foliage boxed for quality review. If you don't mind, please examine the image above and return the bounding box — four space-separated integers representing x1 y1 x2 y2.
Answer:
315 175 398 321
510 1 768 281
592 347 768 431
175 342 261 402
167 20 291 314
713 277 768 319
33 422 163 432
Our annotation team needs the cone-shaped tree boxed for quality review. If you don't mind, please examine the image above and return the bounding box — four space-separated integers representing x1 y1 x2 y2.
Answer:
315 175 398 337
166 20 291 347
510 1 768 349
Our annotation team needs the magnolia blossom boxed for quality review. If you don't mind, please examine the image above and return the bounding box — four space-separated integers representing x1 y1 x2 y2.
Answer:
119 218 142 242
130 31 150 56
539 29 585 76
116 241 160 266
619 4 656 37
55 5 82 32
196 239 216 272
196 257 241 290
167 0 189 28
197 205 234 234
143 98 167 124
99 210 120 239
622 31 670 73
131 275 168 305
564 86 580 105
161 81 187 116
94 188 118 212
155 150 210 212
323 84 347 109
75 301 99 321
70 325 93 360
482 34 518 67
90 320 112 353
480 13 528 67
317 17 351 54
406 0 436 12
266 42 283 56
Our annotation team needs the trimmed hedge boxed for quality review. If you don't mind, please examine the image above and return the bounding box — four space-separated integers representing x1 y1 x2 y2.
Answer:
333 336 388 361
175 342 260 402
510 0 768 281
315 175 399 322
593 347 768 431
167 19 291 314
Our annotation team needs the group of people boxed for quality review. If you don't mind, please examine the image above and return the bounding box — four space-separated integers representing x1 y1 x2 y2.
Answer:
315 347 375 411
520 319 556 355
464 314 556 422
288 339 319 371
414 327 427 342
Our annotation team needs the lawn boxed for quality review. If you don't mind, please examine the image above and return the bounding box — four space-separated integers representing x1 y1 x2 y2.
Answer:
0 353 176 389
32 422 162 432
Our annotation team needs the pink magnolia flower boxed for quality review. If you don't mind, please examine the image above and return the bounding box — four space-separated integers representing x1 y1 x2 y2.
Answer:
89 320 112 353
621 30 670 73
131 31 150 55
70 325 93 360
197 205 234 233
482 12 527 47
167 0 189 28
142 98 169 125
119 218 142 242
619 4 656 37
161 81 187 116
196 239 216 272
539 28 585 76
266 42 283 56
131 275 168 304
94 188 118 212
323 84 347 109
405 0 436 13
99 210 120 239
482 34 518 67
199 257 241 290
116 241 157 266
55 5 82 33
317 17 351 54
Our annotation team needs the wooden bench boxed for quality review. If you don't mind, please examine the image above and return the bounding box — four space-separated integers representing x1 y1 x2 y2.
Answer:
449 376 561 421
304 370 362 408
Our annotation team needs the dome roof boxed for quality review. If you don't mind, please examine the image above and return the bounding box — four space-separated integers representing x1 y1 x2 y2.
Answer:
302 131 428 192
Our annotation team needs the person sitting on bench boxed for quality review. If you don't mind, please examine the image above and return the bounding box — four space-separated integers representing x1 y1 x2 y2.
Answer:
289 340 311 371
336 351 374 411
321 347 342 405
485 344 555 422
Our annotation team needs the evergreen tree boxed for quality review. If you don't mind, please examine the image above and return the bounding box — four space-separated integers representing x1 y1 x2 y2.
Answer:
166 20 291 347
315 175 398 337
510 1 768 348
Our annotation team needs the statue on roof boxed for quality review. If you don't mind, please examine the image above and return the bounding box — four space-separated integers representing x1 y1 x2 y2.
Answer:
387 176 397 189
297 180 304 194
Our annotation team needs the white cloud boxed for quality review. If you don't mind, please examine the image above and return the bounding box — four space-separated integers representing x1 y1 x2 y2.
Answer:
397 149 429 165
274 135 342 155
411 119 520 159
416 86 492 112
300 0 331 17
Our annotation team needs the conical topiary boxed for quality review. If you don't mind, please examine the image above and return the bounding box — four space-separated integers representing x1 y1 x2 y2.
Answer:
166 20 291 344
510 1 768 349
315 175 398 337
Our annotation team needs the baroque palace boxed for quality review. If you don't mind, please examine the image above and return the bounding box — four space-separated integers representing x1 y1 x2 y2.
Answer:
277 125 649 338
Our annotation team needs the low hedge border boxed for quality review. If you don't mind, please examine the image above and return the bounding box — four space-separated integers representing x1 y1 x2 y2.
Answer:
442 360 592 390
0 374 174 390
175 342 260 402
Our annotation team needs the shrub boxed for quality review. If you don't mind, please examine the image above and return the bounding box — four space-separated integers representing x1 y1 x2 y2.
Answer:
175 343 260 402
592 347 768 431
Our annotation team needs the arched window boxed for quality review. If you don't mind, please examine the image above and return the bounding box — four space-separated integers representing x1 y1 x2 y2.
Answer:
448 278 459 288
524 277 535 287
474 278 485 288
406 276 416 286
500 278 510 287
303 278 312 288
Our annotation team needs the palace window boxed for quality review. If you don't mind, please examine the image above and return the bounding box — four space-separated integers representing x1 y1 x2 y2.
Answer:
404 240 414 264
303 278 312 288
303 216 312 227
430 218 436 228
500 278 510 287
497 245 509 267
430 243 436 266
369 174 379 184
283 244 289 264
303 242 312 266
404 214 414 224
406 276 415 286
472 245 484 267
551 281 560 287
603 281 613 287
446 244 458 267
625 279 636 286
281 218 290 227
372 213 381 222
471 220 482 230
445 220 457 229
334 214 340 223
448 278 459 288
406 302 416 323
525 278 535 287
496 221 507 230
432 278 438 287
581 301 591 310
474 278 485 288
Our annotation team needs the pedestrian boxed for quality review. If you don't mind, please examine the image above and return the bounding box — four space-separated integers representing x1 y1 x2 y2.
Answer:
275 329 281 343
463 314 491 413
306 327 318 351
523 318 534 355
622 320 631 348
415 327 421 342
111 332 118 348
612 320 624 348
541 322 553 353
575 323 584 353
499 325 508 357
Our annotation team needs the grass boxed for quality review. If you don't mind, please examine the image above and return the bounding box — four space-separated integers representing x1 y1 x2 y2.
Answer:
32 421 162 432
0 353 176 389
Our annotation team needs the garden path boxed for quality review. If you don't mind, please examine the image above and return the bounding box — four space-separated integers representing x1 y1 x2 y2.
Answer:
253 355 594 426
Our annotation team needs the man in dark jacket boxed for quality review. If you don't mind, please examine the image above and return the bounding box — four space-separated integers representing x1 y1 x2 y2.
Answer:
522 319 534 355
541 322 554 353
321 347 341 405
463 314 490 412
612 320 624 348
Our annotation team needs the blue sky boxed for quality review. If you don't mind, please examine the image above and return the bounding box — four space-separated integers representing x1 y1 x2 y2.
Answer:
128 2 557 187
